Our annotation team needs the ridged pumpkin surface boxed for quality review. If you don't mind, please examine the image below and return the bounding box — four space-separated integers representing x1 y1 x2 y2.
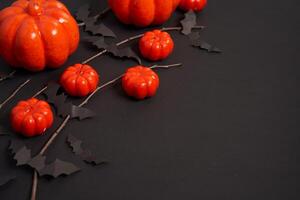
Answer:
109 0 180 27
0 0 79 72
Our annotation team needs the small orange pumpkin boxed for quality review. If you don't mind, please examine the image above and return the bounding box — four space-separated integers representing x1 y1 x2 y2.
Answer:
60 64 100 97
0 0 80 72
139 30 174 61
108 0 180 27
10 98 54 137
179 0 207 12
122 66 160 100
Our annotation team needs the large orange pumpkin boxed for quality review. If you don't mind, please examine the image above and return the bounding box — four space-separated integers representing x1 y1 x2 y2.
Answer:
108 0 180 27
0 0 79 72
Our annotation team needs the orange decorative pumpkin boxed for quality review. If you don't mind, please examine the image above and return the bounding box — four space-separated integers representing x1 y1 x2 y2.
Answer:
10 98 54 137
60 64 99 97
0 0 80 72
179 0 207 12
122 66 160 100
139 30 174 61
108 0 180 27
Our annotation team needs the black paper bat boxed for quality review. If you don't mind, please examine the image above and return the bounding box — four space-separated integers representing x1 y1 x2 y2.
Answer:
180 10 197 35
9 140 32 166
85 36 109 50
107 44 142 64
43 82 61 102
39 159 80 178
27 155 46 171
76 4 90 22
51 94 68 116
55 102 72 118
8 140 46 172
8 139 80 179
57 103 95 120
67 134 83 154
70 105 96 120
43 82 69 116
13 146 31 166
8 140 24 154
85 17 116 38
194 41 222 53
85 37 141 64
67 134 106 166
189 32 222 53
0 173 16 187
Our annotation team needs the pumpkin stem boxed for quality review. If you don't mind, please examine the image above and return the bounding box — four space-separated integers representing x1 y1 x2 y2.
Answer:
27 0 43 16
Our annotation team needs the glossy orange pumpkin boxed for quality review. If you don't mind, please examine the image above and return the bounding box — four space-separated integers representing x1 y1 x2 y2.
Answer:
179 0 207 12
139 30 174 61
122 66 160 100
0 0 80 72
10 98 54 137
108 0 180 27
60 64 99 97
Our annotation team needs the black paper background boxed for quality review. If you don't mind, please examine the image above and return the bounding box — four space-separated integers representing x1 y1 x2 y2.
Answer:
0 0 300 199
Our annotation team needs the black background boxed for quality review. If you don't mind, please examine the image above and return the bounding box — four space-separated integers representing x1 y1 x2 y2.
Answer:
1 0 300 199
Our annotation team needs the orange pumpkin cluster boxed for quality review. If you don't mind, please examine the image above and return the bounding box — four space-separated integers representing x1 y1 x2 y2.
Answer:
3 0 207 138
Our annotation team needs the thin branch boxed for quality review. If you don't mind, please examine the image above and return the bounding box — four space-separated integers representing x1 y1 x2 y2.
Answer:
39 115 71 155
0 77 56 113
161 25 205 32
0 79 30 110
0 79 50 111
94 7 111 20
78 7 111 27
78 74 123 107
30 115 71 200
115 34 145 46
81 49 108 65
30 171 38 200
150 63 183 70
0 70 16 83
80 63 183 106
32 85 48 98
81 26 204 64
